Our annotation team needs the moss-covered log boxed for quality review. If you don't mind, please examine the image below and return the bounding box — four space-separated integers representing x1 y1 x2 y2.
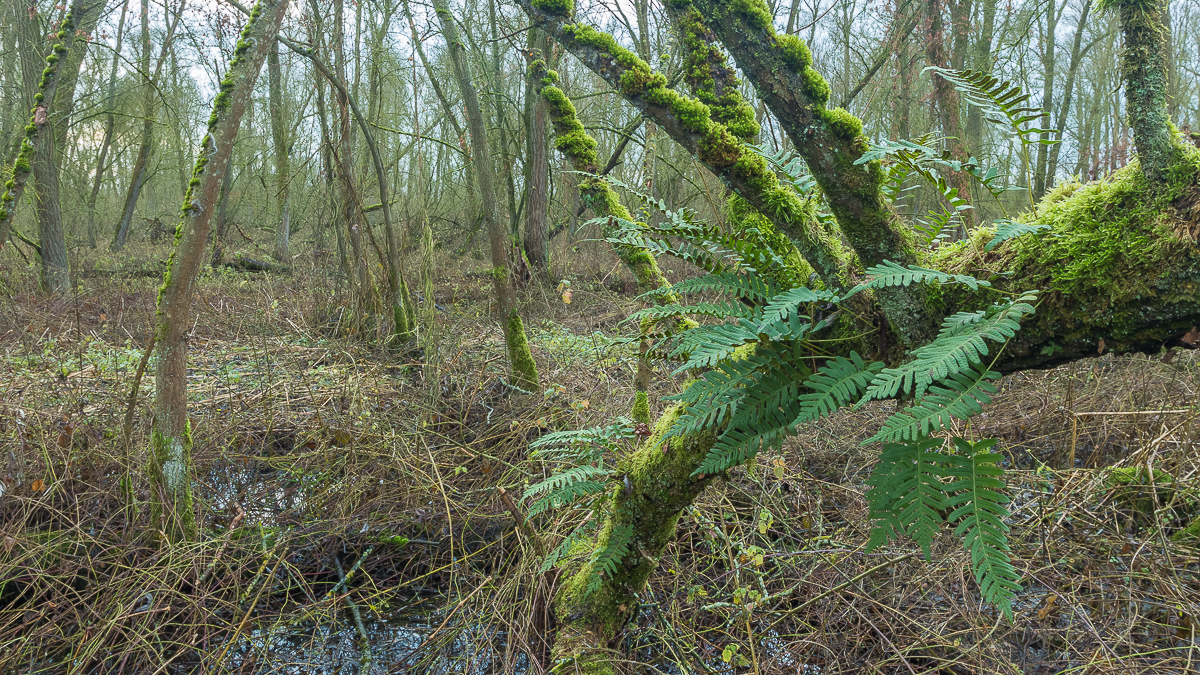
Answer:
150 0 290 542
673 0 938 345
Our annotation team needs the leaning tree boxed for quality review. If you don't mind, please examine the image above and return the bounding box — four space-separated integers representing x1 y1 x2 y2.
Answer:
507 0 1200 670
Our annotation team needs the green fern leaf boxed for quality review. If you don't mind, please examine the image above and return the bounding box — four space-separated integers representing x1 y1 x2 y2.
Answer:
984 219 1052 251
540 520 599 572
846 261 991 297
671 320 763 372
529 421 633 461
865 436 949 559
525 465 611 516
942 437 1021 617
795 352 884 422
651 271 780 303
863 294 1036 400
866 367 1001 444
587 523 635 594
923 68 1054 148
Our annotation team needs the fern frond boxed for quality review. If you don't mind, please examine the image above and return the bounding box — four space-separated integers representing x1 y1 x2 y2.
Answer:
540 519 599 572
866 367 1001 444
529 421 634 461
923 68 1054 147
865 436 949 559
795 352 884 422
984 219 1052 251
630 301 757 323
652 271 780 303
760 286 839 328
847 261 991 297
863 294 1036 400
671 320 763 372
527 478 610 517
693 356 809 474
587 524 635 594
942 437 1021 617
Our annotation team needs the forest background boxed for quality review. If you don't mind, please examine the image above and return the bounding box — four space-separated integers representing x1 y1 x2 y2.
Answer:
1 0 1199 671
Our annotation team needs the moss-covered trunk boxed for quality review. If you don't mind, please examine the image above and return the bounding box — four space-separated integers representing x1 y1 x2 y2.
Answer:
150 0 288 542
1107 0 1182 182
436 0 538 392
0 5 87 263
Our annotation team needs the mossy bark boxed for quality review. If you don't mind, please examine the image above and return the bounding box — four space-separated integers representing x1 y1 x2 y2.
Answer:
681 0 937 346
1107 0 1183 183
517 0 854 296
437 0 538 391
150 0 289 542
0 6 85 261
550 403 718 674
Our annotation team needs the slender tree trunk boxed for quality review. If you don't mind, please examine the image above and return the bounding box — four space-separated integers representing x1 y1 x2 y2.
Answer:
965 0 997 155
267 46 291 261
1033 0 1060 199
925 0 975 225
111 0 152 251
28 0 103 293
111 0 185 251
0 5 60 257
523 29 550 274
436 0 538 391
150 0 289 542
1045 1 1091 188
401 0 480 240
86 2 129 250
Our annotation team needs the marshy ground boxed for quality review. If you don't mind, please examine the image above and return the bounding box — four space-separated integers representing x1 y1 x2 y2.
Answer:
1 240 1198 674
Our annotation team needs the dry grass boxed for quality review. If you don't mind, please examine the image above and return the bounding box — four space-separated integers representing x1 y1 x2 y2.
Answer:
0 241 1197 674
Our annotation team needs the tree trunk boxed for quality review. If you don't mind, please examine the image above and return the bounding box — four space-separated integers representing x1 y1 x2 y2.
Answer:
965 0 997 155
0 2 89 283
1109 0 1181 182
1033 0 1060 200
268 46 291 261
150 0 289 543
436 0 538 392
111 0 153 252
1045 1 1091 188
523 29 551 274
111 0 185 252
924 0 975 227
86 2 129 250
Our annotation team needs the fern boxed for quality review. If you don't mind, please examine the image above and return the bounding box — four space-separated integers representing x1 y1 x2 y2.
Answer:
863 293 1036 400
631 301 757 323
670 320 763 372
656 270 780 303
795 352 883 422
529 421 634 462
540 519 599 572
984 219 1052 251
866 367 1001 444
587 523 635 593
866 435 1022 611
942 437 1021 617
525 464 612 517
865 436 949 559
846 260 991 297
923 68 1055 148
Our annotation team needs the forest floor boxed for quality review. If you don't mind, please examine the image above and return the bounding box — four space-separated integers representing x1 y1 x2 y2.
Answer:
0 238 1198 674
